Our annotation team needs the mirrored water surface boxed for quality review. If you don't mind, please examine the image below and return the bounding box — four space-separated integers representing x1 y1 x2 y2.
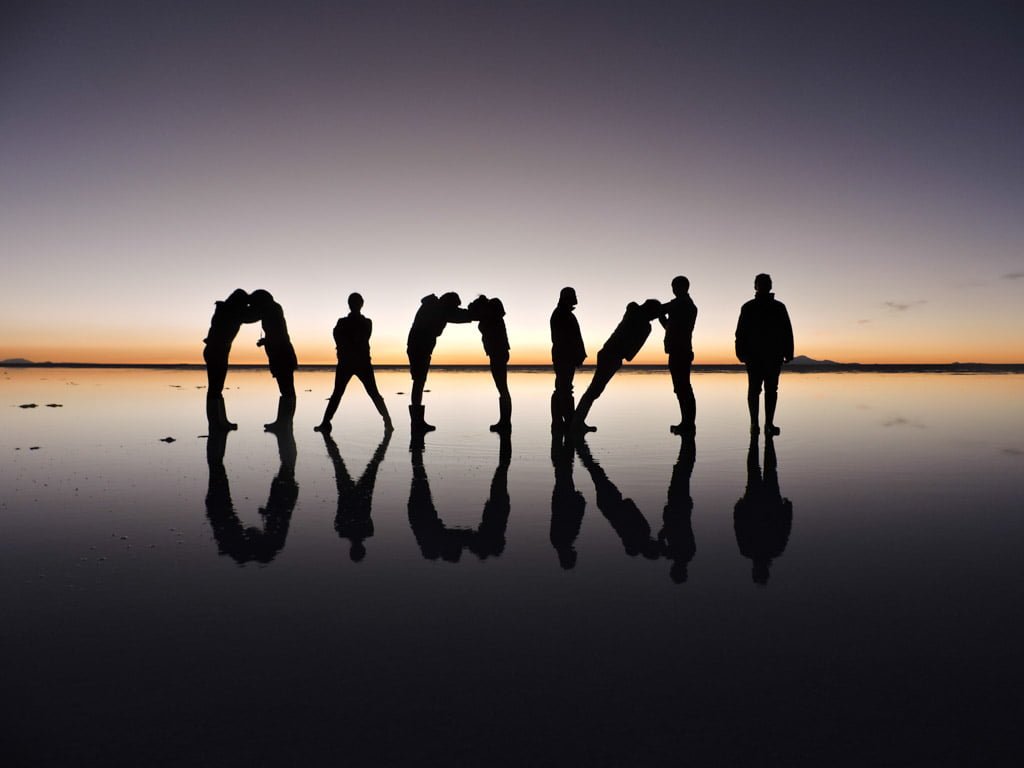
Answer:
3 368 1022 766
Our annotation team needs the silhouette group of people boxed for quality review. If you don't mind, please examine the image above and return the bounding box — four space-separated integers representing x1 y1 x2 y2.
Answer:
204 273 794 438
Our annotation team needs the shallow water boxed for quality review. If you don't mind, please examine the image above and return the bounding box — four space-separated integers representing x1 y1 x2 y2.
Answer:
3 368 1022 766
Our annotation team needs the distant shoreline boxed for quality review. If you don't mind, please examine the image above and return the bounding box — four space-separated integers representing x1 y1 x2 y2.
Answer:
3 362 1023 374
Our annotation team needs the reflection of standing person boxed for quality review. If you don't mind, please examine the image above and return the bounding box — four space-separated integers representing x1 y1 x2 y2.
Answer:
734 435 792 585
660 276 698 435
550 287 587 432
735 273 793 436
250 289 299 432
406 292 471 433
315 293 393 433
550 433 586 569
468 295 512 432
203 289 258 430
572 300 663 433
321 430 391 562
659 434 696 583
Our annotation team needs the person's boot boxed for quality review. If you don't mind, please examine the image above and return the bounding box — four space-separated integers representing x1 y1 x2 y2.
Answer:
409 404 435 433
669 397 694 435
571 398 597 433
218 397 238 431
265 395 295 432
490 396 512 433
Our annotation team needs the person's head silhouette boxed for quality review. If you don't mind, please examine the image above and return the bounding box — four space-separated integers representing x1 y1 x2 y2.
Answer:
440 292 462 309
558 287 577 308
755 273 772 295
249 289 274 309
348 292 364 313
671 276 689 297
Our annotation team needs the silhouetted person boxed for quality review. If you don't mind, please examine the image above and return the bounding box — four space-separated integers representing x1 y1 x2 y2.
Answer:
321 430 391 562
658 434 696 583
407 433 511 562
550 287 587 432
660 276 698 435
550 433 586 569
203 289 259 430
576 437 659 559
572 299 664 433
204 425 298 564
250 289 298 432
735 273 794 436
406 292 471 433
468 295 512 432
734 435 792 585
315 293 393 434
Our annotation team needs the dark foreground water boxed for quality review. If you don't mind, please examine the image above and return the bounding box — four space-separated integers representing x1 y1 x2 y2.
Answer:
2 368 1022 766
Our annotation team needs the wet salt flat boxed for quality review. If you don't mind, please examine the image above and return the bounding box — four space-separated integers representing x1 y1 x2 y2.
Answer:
3 368 1023 766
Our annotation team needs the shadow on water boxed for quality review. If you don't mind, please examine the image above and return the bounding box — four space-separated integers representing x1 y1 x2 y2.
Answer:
734 435 793 584
408 433 511 562
204 427 298 564
549 433 586 569
321 430 391 562
659 434 697 583
575 436 660 559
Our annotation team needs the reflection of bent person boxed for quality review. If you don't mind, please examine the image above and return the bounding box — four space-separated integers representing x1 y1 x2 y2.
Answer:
734 435 792 584
659 435 696 583
468 295 512 432
406 292 471 433
550 434 586 569
204 427 298 564
576 437 659 559
573 299 663 433
250 289 299 432
322 430 391 562
315 293 393 433
407 433 511 562
203 288 259 431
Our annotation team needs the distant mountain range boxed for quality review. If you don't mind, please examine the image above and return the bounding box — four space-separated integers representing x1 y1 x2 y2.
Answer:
789 355 841 366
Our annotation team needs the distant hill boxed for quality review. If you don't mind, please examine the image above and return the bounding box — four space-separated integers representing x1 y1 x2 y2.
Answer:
789 355 842 366
0 358 34 365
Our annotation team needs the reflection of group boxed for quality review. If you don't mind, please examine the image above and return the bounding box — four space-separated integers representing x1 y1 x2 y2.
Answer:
201 273 794 580
204 272 794 437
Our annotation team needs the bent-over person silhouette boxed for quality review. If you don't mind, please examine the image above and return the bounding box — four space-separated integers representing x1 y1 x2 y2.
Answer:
203 289 259 430
468 295 512 432
735 273 793 436
250 289 299 432
660 276 698 435
406 292 471 433
315 293 393 433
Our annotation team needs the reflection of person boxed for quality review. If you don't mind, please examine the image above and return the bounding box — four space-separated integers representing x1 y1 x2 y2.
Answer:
250 289 299 432
550 287 587 432
407 433 511 562
315 293 393 433
734 435 792 584
735 273 794 436
468 295 512 432
659 276 698 435
204 426 298 564
321 430 391 562
550 433 586 569
406 292 471 433
658 434 696 583
203 289 259 430
572 300 663 433
576 437 659 559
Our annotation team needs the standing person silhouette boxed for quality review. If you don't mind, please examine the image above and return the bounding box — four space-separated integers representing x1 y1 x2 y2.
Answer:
249 289 298 432
735 273 794 436
550 287 587 432
734 434 793 585
572 299 664 433
660 276 698 435
315 293 393 434
468 295 512 432
406 292 471 433
202 289 259 431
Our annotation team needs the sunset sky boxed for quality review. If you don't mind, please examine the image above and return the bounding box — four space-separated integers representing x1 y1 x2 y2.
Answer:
2 1 1021 365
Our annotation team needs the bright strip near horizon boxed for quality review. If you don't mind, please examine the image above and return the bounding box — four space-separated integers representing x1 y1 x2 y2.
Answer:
2 2 1022 365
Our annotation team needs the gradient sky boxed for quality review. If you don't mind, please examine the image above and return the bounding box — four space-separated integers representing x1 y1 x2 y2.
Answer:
2 0 1022 364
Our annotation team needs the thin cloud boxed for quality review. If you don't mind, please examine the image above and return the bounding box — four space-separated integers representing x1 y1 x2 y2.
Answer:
1002 272 1024 280
856 319 871 324
883 300 927 312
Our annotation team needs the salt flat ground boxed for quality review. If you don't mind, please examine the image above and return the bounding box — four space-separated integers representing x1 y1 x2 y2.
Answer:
2 368 1022 766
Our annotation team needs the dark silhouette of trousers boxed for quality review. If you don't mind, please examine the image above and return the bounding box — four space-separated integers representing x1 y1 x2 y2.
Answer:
669 351 696 429
552 362 576 425
574 351 622 424
323 363 388 422
745 362 781 425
